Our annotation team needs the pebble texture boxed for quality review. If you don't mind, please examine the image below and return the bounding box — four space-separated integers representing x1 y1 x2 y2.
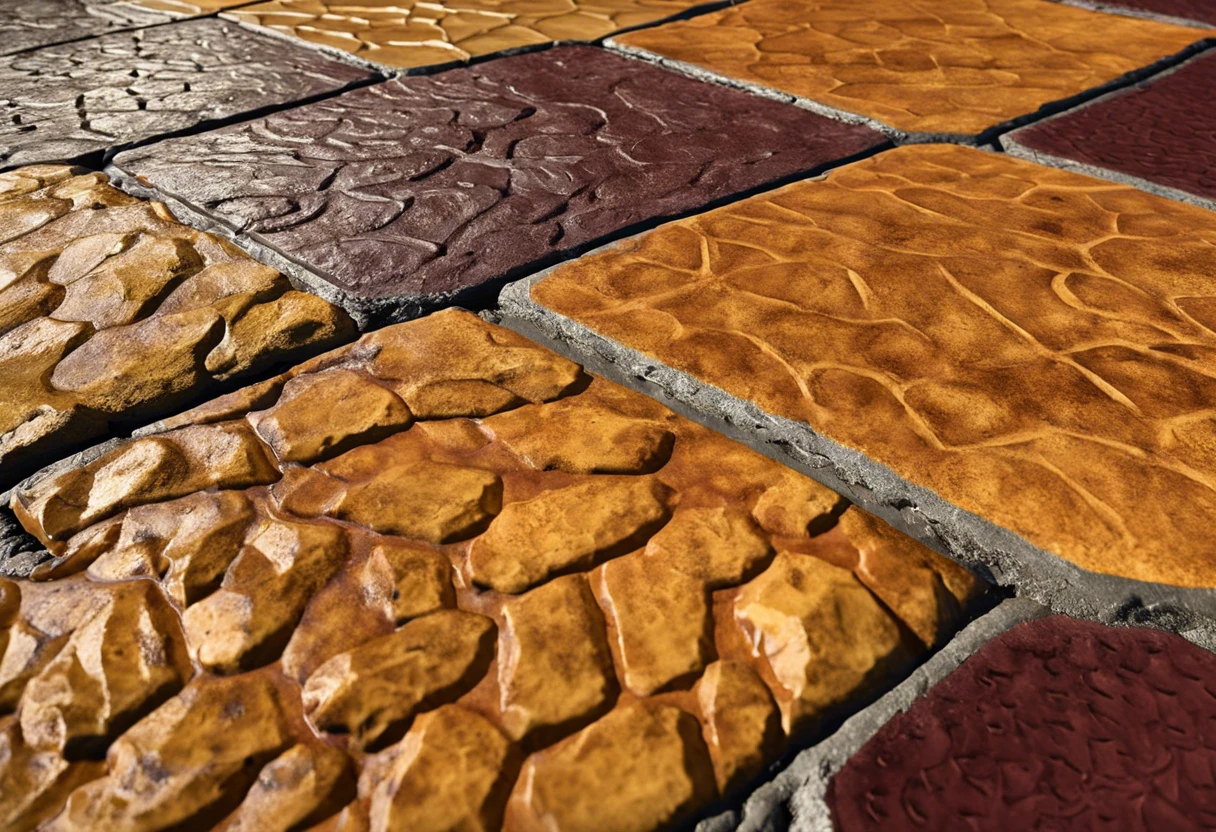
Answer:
2 308 985 832
829 615 1216 831
0 18 372 170
1006 51 1216 205
112 46 884 316
528 144 1216 590
0 0 168 56
612 0 1205 138
223 0 714 70
0 164 355 489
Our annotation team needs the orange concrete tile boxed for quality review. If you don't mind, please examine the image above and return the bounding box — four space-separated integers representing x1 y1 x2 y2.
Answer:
223 0 714 70
529 144 1216 589
3 308 984 831
612 0 1206 137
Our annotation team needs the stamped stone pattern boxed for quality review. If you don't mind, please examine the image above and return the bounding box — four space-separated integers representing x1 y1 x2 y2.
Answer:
612 0 1205 137
223 0 716 70
0 0 169 56
113 46 884 314
829 615 1216 831
529 143 1216 590
0 18 372 170
2 309 986 831
1005 51 1216 207
0 164 354 488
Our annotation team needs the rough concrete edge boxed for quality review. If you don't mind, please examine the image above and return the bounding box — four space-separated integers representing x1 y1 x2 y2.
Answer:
1054 0 1216 28
497 263 1216 653
219 0 735 78
104 162 454 330
695 596 1051 832
1000 49 1216 212
604 36 1215 148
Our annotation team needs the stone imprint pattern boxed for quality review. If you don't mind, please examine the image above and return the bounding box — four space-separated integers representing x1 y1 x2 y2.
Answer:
0 18 371 170
1008 51 1216 204
223 0 714 70
113 47 884 302
531 144 1216 589
612 0 1205 136
0 165 354 488
830 615 1216 831
2 309 984 832
0 0 169 57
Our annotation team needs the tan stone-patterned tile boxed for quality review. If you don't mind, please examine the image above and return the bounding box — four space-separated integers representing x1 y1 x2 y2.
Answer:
223 0 715 70
613 0 1205 136
0 166 355 487
4 309 987 831
529 144 1216 589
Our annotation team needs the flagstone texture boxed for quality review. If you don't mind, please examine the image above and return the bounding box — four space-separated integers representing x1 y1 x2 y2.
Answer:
112 46 884 318
611 0 1206 137
0 0 168 56
2 308 986 831
0 18 372 170
1005 50 1216 208
829 615 1216 831
222 0 716 70
0 164 354 488
528 143 1216 590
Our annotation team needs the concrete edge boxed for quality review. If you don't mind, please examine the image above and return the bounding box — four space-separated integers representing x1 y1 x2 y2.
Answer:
496 263 1216 653
696 596 1051 832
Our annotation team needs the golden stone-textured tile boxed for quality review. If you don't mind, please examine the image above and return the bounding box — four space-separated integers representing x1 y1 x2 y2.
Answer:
613 0 1205 136
4 309 986 831
534 144 1216 589
222 0 713 70
0 165 354 487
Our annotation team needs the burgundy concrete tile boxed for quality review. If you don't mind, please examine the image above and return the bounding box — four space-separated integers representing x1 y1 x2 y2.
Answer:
830 615 1216 831
1005 50 1216 210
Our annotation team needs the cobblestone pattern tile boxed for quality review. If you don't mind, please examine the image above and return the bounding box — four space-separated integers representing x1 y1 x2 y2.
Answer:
611 0 1206 138
222 0 716 71
830 615 1216 831
0 165 355 489
526 144 1216 590
0 18 373 170
2 308 986 832
1004 51 1216 209
112 46 885 323
0 0 170 56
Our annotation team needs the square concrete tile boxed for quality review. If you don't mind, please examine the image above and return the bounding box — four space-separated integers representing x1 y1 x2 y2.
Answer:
111 46 886 326
611 0 1207 140
0 165 354 489
0 18 374 171
1004 50 1216 210
222 0 720 71
2 308 985 831
514 144 1216 592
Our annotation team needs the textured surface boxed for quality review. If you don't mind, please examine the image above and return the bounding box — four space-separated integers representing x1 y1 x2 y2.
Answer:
130 0 258 13
0 18 372 170
223 0 714 70
612 0 1205 136
1007 51 1216 204
830 615 1216 831
113 46 884 308
0 164 354 489
530 144 1216 590
0 0 168 56
3 309 985 832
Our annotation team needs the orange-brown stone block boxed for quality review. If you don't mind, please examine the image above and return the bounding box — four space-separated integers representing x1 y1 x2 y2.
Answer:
223 0 715 71
3 309 986 830
531 144 1216 590
613 0 1205 136
0 165 354 487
